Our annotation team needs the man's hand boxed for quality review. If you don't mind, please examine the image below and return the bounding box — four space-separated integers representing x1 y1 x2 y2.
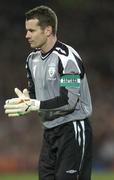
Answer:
4 88 40 117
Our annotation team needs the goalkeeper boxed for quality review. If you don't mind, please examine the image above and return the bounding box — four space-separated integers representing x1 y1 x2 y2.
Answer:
4 5 93 180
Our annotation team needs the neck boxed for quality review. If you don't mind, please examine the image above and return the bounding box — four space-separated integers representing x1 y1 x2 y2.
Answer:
41 36 57 53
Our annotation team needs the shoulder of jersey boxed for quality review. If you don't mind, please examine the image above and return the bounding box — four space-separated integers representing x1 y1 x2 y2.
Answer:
53 41 69 57
27 48 40 60
53 41 81 60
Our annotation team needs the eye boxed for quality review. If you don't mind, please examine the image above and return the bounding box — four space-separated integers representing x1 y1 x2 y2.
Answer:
27 29 35 33
29 29 34 33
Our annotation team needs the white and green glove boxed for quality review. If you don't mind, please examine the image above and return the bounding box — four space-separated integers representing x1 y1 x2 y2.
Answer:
4 88 40 117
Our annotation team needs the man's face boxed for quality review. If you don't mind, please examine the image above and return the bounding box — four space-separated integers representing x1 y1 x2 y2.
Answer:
25 18 47 49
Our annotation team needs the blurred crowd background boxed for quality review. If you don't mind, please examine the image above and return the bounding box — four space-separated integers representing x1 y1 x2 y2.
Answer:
0 0 114 173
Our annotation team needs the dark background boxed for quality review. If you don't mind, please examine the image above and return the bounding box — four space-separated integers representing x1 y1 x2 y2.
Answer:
0 0 114 172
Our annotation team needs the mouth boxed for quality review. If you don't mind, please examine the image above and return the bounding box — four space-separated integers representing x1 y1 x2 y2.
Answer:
28 40 32 44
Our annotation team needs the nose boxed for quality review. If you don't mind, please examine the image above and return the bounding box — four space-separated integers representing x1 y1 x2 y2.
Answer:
25 31 31 39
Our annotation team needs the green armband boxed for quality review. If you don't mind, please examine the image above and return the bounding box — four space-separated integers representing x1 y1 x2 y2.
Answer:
60 74 81 87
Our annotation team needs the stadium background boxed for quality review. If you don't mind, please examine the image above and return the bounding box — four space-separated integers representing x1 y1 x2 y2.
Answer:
0 0 114 178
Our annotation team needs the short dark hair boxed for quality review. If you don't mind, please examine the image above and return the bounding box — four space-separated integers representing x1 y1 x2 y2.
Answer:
25 5 58 35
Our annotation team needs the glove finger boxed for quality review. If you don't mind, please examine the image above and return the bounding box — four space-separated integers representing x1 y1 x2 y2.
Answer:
5 108 23 114
4 102 26 109
5 98 22 105
23 89 30 98
15 88 25 98
8 112 27 117
8 113 21 117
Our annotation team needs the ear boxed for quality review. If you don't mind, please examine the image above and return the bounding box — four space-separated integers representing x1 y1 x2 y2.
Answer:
45 26 53 36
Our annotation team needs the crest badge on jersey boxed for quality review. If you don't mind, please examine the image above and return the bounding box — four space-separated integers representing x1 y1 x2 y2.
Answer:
48 66 55 77
48 64 56 80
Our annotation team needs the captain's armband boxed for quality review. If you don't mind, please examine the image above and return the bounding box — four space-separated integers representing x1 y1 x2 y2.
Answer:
60 74 81 87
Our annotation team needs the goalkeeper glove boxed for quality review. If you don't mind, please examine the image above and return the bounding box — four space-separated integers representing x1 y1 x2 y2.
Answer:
4 88 40 117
